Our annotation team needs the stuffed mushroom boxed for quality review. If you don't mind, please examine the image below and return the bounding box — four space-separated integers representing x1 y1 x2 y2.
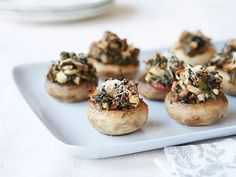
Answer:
45 52 98 102
165 65 228 126
139 52 184 100
88 31 140 79
88 78 148 135
208 40 236 95
171 31 216 66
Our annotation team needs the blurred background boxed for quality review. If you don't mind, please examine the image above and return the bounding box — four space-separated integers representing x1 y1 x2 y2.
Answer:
0 0 235 62
1 0 236 177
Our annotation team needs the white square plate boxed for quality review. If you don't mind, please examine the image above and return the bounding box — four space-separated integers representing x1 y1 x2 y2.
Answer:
13 42 236 159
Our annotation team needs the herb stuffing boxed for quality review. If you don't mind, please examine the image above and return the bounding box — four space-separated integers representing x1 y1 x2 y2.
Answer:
175 31 211 57
89 79 141 110
171 65 222 104
208 40 236 84
144 53 184 90
47 52 97 85
88 31 139 65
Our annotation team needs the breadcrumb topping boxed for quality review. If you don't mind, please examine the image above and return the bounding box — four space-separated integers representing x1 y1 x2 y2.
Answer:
209 40 236 83
171 65 222 104
89 79 140 110
144 52 184 90
175 31 211 57
88 31 139 65
47 52 96 85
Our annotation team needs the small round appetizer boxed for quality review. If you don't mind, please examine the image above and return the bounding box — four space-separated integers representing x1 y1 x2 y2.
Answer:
88 79 148 135
165 65 228 126
139 53 184 100
45 52 98 102
171 31 216 66
88 31 140 79
208 40 236 95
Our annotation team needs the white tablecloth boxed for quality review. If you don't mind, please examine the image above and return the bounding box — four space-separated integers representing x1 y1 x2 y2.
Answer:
1 0 236 177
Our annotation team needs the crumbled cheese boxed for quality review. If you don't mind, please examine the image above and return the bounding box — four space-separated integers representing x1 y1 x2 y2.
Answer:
197 94 205 102
213 89 219 95
74 77 80 85
56 71 67 84
101 79 134 98
232 52 236 58
91 79 140 110
175 74 180 80
101 79 122 92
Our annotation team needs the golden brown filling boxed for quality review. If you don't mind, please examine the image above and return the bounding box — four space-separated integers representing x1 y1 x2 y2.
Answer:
47 52 96 85
144 53 184 91
175 31 211 57
171 65 222 104
88 31 139 65
209 40 236 83
89 79 140 110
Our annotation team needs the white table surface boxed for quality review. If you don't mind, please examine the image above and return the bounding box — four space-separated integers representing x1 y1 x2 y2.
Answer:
1 0 236 176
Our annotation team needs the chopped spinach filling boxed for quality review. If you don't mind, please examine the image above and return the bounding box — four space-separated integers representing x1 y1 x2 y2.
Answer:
89 31 139 65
